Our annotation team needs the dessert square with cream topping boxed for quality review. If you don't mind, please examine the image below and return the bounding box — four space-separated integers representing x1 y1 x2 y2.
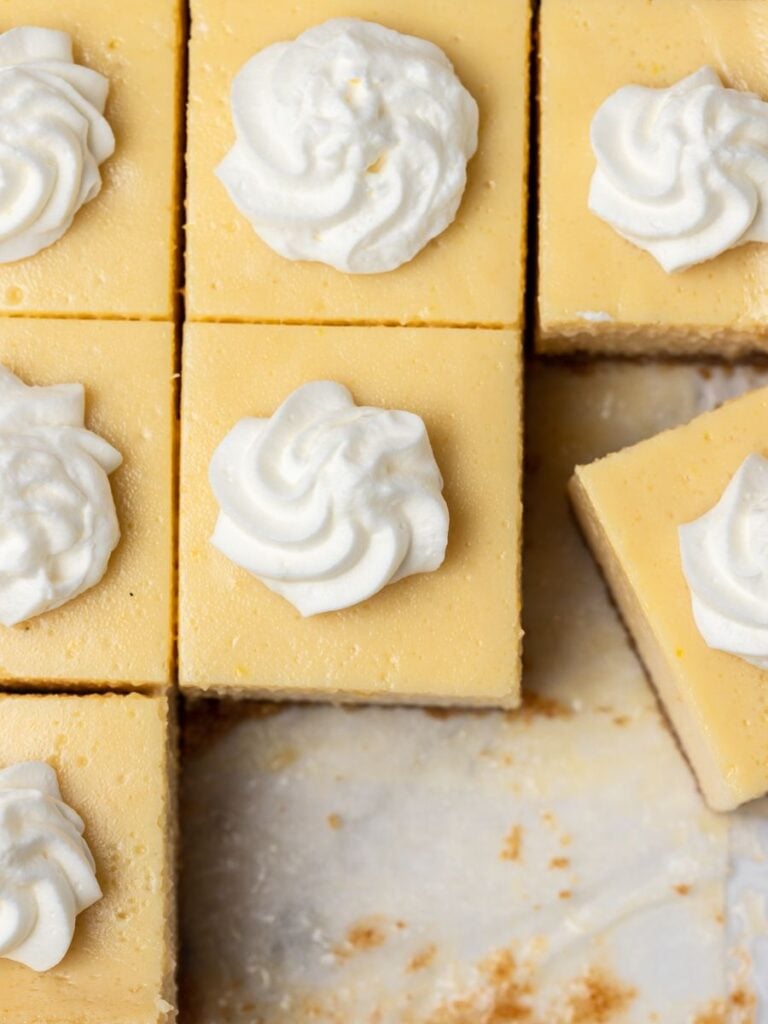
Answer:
0 692 176 1024
0 319 175 691
0 0 183 319
538 0 768 355
570 386 768 810
178 322 522 704
185 0 530 327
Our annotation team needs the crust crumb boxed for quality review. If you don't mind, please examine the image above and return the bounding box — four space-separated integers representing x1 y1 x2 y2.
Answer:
692 1002 726 1024
558 889 572 900
673 883 691 896
333 916 389 961
567 967 636 1023
501 825 524 862
407 943 437 973
549 857 570 870
513 693 573 722
267 746 298 771
327 813 343 830
425 949 535 1023
728 988 757 1022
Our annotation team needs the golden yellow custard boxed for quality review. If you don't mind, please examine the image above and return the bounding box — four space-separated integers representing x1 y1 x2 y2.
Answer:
538 0 768 355
0 693 176 1024
571 387 768 810
185 0 530 328
179 322 522 705
0 319 175 690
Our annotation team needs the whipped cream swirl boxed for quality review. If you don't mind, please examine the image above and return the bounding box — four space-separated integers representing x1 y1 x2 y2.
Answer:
589 67 768 272
0 26 114 262
209 381 449 615
0 365 122 627
216 18 478 274
679 454 768 668
0 761 102 972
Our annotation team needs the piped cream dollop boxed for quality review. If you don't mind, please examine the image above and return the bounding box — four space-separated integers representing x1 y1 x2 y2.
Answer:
0 26 115 262
216 17 478 274
0 365 122 627
679 454 768 668
0 761 102 972
589 67 768 272
209 381 449 615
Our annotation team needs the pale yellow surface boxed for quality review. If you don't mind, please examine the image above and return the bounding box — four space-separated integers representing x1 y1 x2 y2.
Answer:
571 387 768 810
0 1 182 320
179 323 522 704
538 0 768 355
0 693 175 1024
186 0 530 327
0 320 175 689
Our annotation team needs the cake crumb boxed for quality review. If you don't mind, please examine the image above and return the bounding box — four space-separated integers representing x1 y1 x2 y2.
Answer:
501 825 523 862
333 916 388 961
549 857 570 870
513 693 573 722
692 1002 726 1024
407 943 437 973
559 890 572 900
424 949 534 1023
268 747 298 771
567 967 636 1023
674 883 691 896
327 813 343 830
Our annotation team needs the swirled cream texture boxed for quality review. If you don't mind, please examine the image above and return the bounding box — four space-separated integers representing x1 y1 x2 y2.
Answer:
216 18 479 274
679 454 768 668
0 365 122 627
0 761 102 972
589 67 768 273
209 381 449 615
0 26 114 262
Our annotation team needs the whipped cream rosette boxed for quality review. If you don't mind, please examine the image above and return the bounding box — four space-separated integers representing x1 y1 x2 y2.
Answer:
679 453 768 667
0 26 115 262
0 365 122 626
589 67 768 272
216 18 478 273
209 381 449 615
0 761 102 972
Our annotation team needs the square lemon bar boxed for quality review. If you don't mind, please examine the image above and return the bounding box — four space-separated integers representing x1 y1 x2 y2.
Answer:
538 0 768 355
570 387 768 810
0 692 176 1024
0 319 175 690
0 1 183 320
185 0 531 328
179 323 522 704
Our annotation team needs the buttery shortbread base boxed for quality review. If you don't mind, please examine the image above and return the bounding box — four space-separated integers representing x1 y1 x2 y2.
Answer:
537 0 768 354
178 362 768 1022
538 321 768 358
